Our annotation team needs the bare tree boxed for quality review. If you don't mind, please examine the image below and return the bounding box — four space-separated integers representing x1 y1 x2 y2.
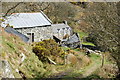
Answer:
84 2 120 75
3 2 24 17
2 2 51 17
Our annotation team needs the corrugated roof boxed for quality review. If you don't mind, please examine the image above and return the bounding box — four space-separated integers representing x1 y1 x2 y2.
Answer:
1 12 52 28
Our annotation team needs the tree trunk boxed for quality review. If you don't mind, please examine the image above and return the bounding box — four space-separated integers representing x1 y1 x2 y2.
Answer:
101 53 104 68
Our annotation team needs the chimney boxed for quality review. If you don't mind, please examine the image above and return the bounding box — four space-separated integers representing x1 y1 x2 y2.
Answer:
63 20 67 25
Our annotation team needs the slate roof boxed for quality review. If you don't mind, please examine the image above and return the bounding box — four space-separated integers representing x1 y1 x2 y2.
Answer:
1 11 52 28
60 33 80 48
51 23 71 33
4 27 29 42
65 33 80 44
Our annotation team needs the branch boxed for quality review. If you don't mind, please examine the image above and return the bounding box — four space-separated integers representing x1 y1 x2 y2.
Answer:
41 3 50 11
3 2 23 17
47 57 56 65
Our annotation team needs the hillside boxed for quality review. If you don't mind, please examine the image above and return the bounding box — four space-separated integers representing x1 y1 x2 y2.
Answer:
0 27 46 78
1 2 119 79
0 27 118 79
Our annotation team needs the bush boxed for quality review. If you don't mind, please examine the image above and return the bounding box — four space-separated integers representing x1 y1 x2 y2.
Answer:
32 39 65 63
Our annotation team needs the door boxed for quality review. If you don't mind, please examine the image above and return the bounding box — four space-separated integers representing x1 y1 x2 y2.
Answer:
27 33 34 42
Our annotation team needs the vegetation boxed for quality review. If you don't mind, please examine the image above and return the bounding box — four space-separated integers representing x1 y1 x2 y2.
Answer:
84 3 120 74
0 27 46 78
77 31 95 46
32 39 65 64
1 27 118 78
1 1 120 79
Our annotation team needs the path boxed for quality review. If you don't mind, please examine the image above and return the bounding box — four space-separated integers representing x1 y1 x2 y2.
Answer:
82 61 101 77
51 69 73 78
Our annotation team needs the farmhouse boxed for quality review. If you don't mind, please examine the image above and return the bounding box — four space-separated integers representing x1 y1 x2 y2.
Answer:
1 11 72 42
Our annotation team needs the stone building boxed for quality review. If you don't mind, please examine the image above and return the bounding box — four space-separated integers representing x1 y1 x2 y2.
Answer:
1 11 72 42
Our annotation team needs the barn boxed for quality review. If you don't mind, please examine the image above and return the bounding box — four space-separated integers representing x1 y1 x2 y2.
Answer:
1 11 72 42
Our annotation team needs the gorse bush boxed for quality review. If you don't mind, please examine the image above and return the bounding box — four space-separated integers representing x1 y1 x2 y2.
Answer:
32 39 65 63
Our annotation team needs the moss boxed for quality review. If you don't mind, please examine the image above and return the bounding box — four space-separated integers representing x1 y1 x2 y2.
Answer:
0 52 7 59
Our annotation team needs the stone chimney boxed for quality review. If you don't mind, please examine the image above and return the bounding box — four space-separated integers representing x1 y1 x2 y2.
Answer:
63 20 67 25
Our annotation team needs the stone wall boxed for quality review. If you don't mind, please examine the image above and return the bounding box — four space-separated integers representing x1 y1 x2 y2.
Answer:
16 26 52 42
52 26 72 39
15 25 72 42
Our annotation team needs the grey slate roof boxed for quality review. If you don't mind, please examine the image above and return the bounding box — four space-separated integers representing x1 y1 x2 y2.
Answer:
4 27 29 42
1 11 52 28
65 33 80 44
51 23 71 33
60 33 80 48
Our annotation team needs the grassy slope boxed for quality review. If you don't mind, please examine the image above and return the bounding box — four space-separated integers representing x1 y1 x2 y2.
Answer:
60 48 101 78
0 28 79 78
0 27 116 78
57 30 114 78
0 28 47 78
61 47 115 78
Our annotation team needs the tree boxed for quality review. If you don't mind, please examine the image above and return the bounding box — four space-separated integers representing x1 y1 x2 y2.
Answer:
44 2 76 23
3 2 24 17
2 2 76 25
2 2 51 17
84 2 120 75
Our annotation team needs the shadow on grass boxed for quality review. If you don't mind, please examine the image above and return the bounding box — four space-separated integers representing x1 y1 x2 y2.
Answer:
84 74 101 80
33 74 119 80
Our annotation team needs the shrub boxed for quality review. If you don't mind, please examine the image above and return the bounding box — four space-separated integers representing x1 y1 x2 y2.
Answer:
32 39 65 63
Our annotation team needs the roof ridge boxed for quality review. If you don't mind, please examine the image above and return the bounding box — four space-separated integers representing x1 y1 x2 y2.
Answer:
1 12 42 14
40 11 53 24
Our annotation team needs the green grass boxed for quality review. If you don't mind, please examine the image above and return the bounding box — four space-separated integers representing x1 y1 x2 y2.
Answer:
90 53 101 61
61 47 70 51
1 31 47 78
72 48 80 51
6 42 15 50
58 49 102 78
77 31 95 46
2 29 114 78
82 42 95 46
78 31 88 39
